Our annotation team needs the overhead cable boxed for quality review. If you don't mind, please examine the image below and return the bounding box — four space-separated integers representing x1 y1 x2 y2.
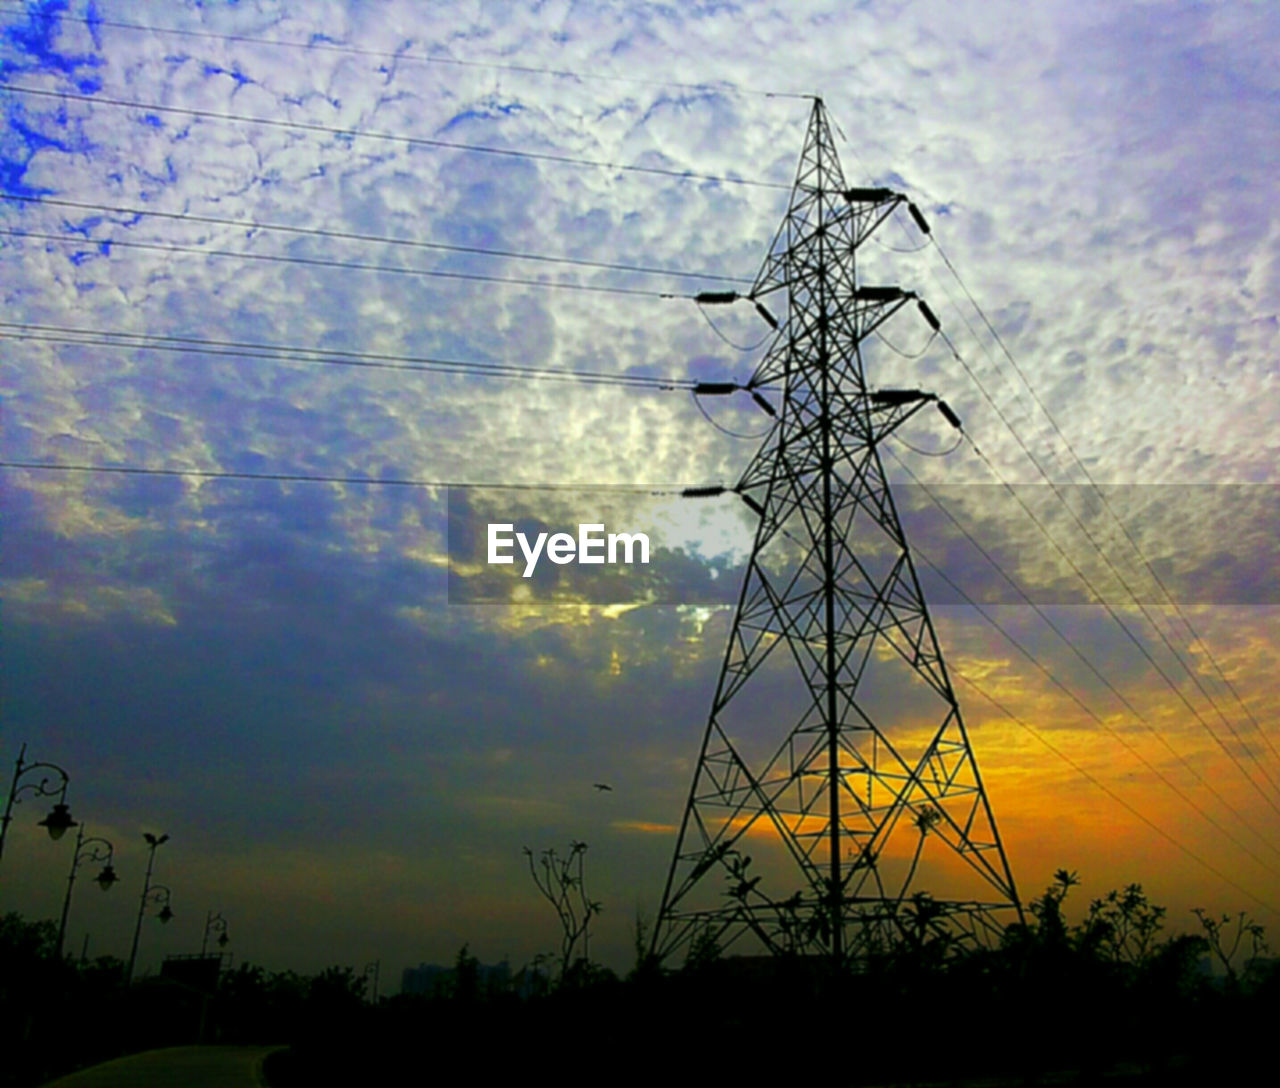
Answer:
939 325 1280 812
954 671 1279 918
0 322 709 390
885 445 1280 861
2 228 679 299
912 543 1280 879
7 86 791 189
886 195 1280 788
954 413 1280 820
925 226 1280 779
0 192 751 284
0 461 686 493
0 4 810 99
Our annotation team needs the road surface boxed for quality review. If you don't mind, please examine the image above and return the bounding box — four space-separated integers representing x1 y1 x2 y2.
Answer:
41 1046 283 1087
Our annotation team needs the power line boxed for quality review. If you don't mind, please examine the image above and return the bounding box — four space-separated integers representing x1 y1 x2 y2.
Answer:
938 326 1280 814
901 254 1280 803
885 445 1280 862
905 218 1074 478
0 321 709 391
955 415 1280 820
911 537 1280 880
924 229 1280 780
694 301 775 352
761 132 1280 903
875 326 938 359
7 86 791 190
880 192 1280 790
690 391 776 440
2 228 681 299
889 432 963 458
3 322 777 397
0 461 687 493
839 163 1079 486
953 670 1279 919
840 152 1278 795
0 3 810 100
0 192 752 285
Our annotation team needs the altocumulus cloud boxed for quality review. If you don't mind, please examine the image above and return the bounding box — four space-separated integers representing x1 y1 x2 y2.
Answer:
2 0 1278 972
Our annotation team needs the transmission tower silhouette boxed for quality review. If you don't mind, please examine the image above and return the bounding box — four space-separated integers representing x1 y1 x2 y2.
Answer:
654 98 1022 963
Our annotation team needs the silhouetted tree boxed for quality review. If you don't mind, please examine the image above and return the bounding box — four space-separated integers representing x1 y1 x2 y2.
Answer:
1191 907 1267 983
628 909 663 982
895 804 941 907
1077 883 1168 967
523 840 602 980
451 943 480 1002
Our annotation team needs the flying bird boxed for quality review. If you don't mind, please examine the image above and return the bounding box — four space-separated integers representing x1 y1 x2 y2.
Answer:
593 783 613 792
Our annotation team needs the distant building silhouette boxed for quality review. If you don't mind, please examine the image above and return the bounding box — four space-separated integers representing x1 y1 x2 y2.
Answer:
400 958 512 996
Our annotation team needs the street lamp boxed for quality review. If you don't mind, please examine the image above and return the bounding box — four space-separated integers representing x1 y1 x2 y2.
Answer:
55 824 119 958
201 911 230 957
126 832 171 983
0 742 76 865
150 887 175 925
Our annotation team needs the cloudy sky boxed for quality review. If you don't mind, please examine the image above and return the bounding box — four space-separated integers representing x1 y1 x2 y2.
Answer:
2 0 1277 982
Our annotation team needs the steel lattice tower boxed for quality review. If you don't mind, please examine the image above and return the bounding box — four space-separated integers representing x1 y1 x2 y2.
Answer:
654 99 1021 963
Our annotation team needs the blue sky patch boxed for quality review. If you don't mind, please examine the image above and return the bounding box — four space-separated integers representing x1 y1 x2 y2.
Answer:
439 102 525 133
203 62 253 87
1 0 104 85
0 107 94 197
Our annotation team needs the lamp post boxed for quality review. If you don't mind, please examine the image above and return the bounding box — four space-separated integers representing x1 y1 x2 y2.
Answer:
0 742 77 866
201 911 229 957
126 832 170 983
149 887 174 925
55 824 119 958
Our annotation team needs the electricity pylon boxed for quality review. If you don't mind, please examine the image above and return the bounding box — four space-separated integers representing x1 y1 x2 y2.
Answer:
654 98 1021 963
